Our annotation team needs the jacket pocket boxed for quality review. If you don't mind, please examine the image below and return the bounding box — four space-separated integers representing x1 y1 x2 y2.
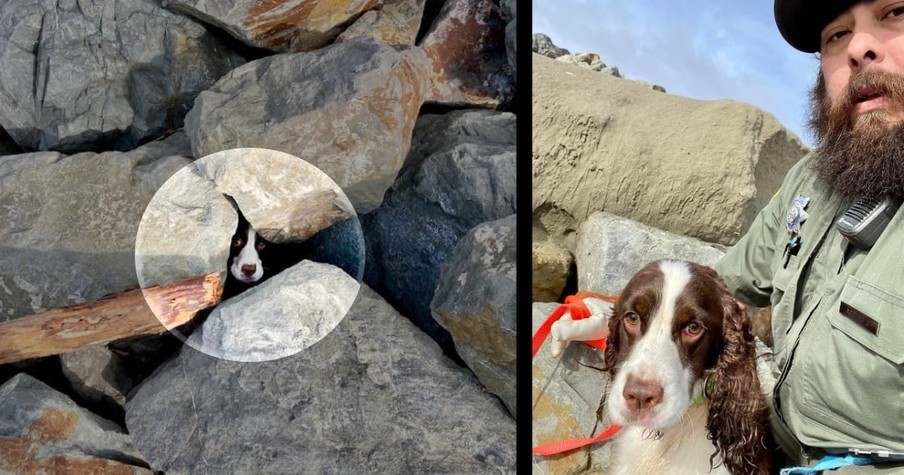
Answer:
829 276 904 364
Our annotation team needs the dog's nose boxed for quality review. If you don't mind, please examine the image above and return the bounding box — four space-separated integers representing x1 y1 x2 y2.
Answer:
623 376 663 412
241 264 257 276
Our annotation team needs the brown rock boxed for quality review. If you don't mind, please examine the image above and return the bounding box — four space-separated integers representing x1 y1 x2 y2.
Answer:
420 0 514 108
532 240 573 302
336 0 426 45
166 0 382 51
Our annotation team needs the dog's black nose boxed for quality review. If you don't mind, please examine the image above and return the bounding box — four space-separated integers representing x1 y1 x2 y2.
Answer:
241 264 257 276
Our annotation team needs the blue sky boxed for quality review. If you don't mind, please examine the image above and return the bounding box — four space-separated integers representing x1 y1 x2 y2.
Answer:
532 0 821 148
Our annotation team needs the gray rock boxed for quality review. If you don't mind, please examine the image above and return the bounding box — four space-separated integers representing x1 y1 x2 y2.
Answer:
532 302 612 474
335 0 426 45
532 32 570 58
164 0 382 52
0 133 192 322
420 0 514 108
576 212 725 294
125 286 515 474
188 261 361 362
0 374 151 474
431 215 516 416
0 0 244 152
60 345 132 409
362 110 515 350
602 65 623 78
185 39 431 214
590 59 608 71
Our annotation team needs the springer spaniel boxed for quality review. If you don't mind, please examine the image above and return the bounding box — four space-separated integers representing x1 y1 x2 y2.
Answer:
604 260 772 475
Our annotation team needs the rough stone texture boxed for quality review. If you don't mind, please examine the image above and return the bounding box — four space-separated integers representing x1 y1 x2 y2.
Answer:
499 0 515 76
60 346 132 409
0 133 192 322
185 39 431 214
431 215 515 416
576 212 725 294
126 286 515 474
136 147 361 291
532 32 570 59
0 374 151 474
165 0 382 52
0 0 244 152
532 239 572 302
188 261 361 362
532 302 612 474
335 0 425 45
420 0 514 108
532 53 807 251
362 109 516 351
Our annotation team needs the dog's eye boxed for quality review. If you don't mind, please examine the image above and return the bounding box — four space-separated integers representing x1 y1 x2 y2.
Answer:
256 241 266 252
623 312 641 331
684 321 704 337
232 237 243 248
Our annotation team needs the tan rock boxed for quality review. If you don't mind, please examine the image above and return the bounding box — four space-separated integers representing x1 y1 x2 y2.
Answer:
532 240 572 302
532 53 808 249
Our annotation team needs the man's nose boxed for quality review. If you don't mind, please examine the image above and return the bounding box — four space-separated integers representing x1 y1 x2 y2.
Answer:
847 30 884 71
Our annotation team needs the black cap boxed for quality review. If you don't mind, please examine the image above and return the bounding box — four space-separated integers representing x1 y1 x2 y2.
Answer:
775 0 859 53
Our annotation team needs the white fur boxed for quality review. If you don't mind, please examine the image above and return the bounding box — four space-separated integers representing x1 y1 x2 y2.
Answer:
230 226 263 283
607 260 728 475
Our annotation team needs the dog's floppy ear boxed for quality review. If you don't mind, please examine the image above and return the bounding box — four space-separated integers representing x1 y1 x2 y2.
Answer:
603 302 623 379
706 282 772 475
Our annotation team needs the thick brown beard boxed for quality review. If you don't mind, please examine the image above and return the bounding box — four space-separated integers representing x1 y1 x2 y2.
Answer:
807 69 904 200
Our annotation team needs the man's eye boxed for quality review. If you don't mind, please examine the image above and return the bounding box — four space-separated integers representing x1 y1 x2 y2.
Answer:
825 29 849 45
885 5 904 20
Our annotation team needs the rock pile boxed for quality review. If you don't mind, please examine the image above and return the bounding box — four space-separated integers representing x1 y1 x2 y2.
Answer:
0 1 516 472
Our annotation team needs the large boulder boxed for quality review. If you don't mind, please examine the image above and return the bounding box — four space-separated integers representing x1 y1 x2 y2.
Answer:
576 212 725 294
165 0 382 52
420 0 514 108
0 133 192 322
125 286 515 474
532 53 807 250
0 0 244 152
362 109 515 351
0 374 151 474
185 39 431 214
431 215 516 416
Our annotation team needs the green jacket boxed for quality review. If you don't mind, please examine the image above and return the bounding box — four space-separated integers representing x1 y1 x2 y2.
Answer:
716 152 904 460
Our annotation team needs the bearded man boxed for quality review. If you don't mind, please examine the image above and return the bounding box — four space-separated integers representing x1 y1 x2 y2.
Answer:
715 0 904 472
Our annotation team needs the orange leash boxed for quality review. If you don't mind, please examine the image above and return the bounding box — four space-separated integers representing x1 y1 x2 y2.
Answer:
532 423 623 456
532 291 622 456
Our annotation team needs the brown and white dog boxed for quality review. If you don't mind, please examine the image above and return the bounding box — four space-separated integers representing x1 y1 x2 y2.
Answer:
603 260 772 475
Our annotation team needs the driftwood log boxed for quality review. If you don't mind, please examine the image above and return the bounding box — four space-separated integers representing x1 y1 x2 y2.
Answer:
0 272 221 365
